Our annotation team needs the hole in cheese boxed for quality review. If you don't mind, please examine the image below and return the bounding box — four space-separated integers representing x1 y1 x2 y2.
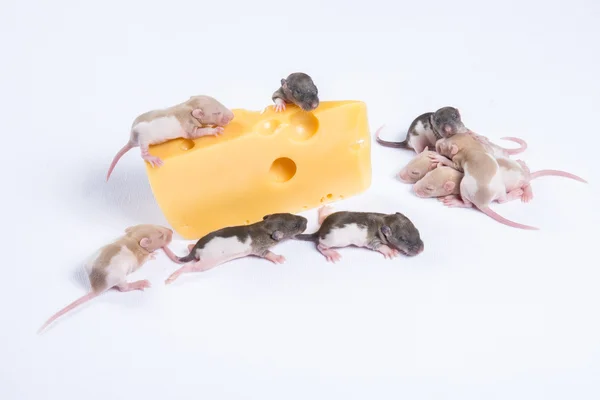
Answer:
180 139 195 151
289 111 319 141
255 119 281 135
269 157 297 183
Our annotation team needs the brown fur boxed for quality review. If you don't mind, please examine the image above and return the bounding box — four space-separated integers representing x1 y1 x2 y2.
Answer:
413 166 464 198
132 95 232 137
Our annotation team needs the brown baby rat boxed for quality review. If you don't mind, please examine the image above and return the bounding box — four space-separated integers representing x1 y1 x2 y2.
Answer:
428 133 538 230
106 95 234 180
38 224 174 334
162 213 308 284
272 72 319 112
294 206 424 263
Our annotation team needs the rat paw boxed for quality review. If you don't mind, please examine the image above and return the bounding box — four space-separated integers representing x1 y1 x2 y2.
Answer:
321 249 341 263
142 154 164 168
378 245 399 259
273 101 286 112
264 252 286 264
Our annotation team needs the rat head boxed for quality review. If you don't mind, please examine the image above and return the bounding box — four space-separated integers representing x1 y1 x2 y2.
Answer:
190 95 235 126
379 213 424 256
435 138 459 158
413 166 463 198
125 224 173 252
281 72 319 111
261 213 308 241
397 146 437 183
432 106 467 138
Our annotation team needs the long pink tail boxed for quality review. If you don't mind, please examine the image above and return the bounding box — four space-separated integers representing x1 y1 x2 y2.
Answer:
530 169 588 183
499 137 528 155
162 246 186 264
476 205 539 230
37 292 100 334
106 141 134 181
374 124 410 149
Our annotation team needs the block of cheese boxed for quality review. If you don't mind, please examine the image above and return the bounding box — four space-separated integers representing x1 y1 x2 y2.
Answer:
145 100 372 239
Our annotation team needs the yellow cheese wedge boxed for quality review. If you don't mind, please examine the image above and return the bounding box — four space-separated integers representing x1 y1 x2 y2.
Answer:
145 100 372 239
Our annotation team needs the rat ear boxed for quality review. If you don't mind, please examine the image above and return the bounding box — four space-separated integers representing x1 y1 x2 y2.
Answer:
271 230 284 241
380 225 392 237
139 237 151 249
443 181 456 193
281 78 287 87
450 144 459 156
191 108 204 119
263 214 271 220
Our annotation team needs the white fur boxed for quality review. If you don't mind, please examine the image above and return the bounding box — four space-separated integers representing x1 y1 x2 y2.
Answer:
104 246 140 287
498 157 525 191
414 120 426 134
196 235 253 260
133 116 184 146
462 156 506 204
320 223 370 248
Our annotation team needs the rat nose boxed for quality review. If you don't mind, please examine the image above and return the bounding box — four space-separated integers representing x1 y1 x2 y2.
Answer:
444 125 452 133
397 171 409 182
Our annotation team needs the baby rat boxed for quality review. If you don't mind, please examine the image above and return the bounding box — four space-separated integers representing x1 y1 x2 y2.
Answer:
413 166 464 198
294 206 424 263
375 106 468 153
106 95 234 181
162 213 308 284
272 72 319 112
493 157 587 203
38 224 173 334
396 146 438 184
429 133 538 230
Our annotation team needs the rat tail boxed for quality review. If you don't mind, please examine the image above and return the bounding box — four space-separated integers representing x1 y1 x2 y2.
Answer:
37 292 100 334
499 137 528 155
530 169 588 183
475 205 539 230
374 125 410 149
294 233 319 242
106 141 134 181
162 246 193 264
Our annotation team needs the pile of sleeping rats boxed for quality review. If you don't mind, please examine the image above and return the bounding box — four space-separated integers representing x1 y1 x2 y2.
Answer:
38 72 588 334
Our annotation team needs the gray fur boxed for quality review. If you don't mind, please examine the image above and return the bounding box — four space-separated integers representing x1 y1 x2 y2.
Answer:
295 211 424 256
431 106 467 138
376 106 467 150
178 213 308 262
272 72 319 111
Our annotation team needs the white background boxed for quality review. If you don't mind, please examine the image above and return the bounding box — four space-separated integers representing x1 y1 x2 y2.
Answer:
1 0 599 399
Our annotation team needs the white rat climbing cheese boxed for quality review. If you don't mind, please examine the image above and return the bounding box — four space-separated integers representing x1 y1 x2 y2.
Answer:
145 100 372 239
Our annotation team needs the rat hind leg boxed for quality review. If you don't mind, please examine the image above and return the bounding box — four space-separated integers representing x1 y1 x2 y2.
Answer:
317 243 342 263
497 189 524 203
442 196 473 208
140 143 164 167
521 183 534 203
258 250 286 264
318 205 336 225
115 280 151 292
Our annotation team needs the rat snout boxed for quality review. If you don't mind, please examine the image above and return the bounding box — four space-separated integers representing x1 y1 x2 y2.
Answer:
413 185 425 198
221 113 233 125
444 124 453 134
397 170 410 183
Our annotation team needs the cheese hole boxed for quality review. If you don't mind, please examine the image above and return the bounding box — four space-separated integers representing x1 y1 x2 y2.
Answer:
180 139 195 150
269 157 297 183
289 111 319 141
326 193 333 199
256 119 281 135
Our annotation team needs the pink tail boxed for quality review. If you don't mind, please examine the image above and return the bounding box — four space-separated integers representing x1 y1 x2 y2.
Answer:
530 169 588 183
37 292 99 334
162 246 186 264
106 141 134 181
499 137 528 155
477 206 539 230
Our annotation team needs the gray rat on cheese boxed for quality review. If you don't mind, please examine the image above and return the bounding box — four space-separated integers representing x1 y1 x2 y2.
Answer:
162 213 308 284
106 95 234 181
294 206 424 263
272 72 319 112
38 224 173 334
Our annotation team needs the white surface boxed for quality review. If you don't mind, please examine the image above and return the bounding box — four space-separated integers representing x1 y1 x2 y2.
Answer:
1 0 599 399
